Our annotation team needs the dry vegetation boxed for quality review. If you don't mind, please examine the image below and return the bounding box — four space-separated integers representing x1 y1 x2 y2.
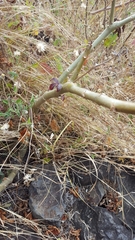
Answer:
0 0 135 239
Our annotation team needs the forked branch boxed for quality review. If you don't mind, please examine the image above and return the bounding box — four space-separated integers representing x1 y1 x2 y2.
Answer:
33 82 135 114
33 13 135 114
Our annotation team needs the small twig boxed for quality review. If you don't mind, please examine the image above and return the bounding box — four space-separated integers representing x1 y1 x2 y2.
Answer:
56 14 135 86
92 14 135 49
84 0 89 40
109 0 116 25
0 128 29 171
74 57 114 83
103 0 107 29
58 51 85 84
52 121 73 153
33 81 135 114
32 14 135 113
90 0 134 15
23 108 34 173
122 25 135 45
93 0 99 9
71 43 91 82
0 169 19 193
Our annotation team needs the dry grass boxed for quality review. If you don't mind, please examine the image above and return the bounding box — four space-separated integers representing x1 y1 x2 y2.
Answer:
0 0 135 239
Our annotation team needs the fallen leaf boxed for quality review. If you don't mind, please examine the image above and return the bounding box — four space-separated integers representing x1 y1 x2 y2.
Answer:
61 213 68 221
8 119 13 129
46 225 60 236
24 212 33 220
69 187 79 198
19 128 30 142
70 228 81 240
20 117 26 123
6 218 15 223
105 136 112 146
39 62 54 74
50 119 59 132
0 209 6 220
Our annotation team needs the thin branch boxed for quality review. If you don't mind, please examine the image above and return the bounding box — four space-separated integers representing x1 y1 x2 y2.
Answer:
32 14 135 113
57 13 135 86
0 169 19 193
75 57 114 83
109 0 116 25
71 43 91 82
123 25 135 45
84 0 89 39
58 51 85 84
92 14 135 49
90 0 134 15
103 0 107 29
65 82 135 114
33 82 135 114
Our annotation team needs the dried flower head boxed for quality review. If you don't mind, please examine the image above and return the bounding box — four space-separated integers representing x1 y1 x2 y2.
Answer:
14 81 21 89
36 42 47 53
14 50 21 56
0 123 10 131
81 2 86 8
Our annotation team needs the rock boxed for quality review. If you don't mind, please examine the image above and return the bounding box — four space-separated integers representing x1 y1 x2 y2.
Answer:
29 160 135 240
117 169 135 232
69 158 135 232
29 164 67 226
73 200 134 240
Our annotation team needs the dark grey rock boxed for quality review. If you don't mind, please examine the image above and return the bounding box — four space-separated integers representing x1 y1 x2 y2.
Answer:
70 158 135 234
29 164 67 225
28 160 135 240
73 200 134 240
98 208 133 240
117 170 135 232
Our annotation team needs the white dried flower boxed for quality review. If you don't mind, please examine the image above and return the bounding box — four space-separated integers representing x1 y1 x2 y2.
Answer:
50 133 54 140
30 168 37 174
14 50 21 56
36 42 47 53
14 81 21 89
23 173 32 181
73 49 79 57
81 2 86 8
22 110 28 115
124 148 128 154
114 82 119 87
0 73 5 80
0 123 10 131
23 173 35 186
